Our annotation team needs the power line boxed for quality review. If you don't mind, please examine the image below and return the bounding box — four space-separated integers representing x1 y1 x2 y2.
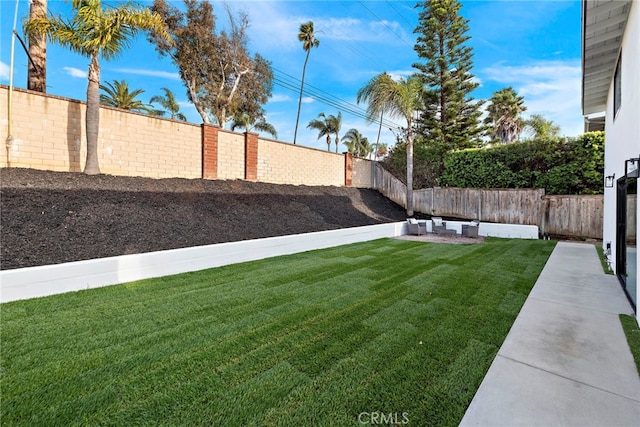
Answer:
357 1 414 48
271 77 400 130
272 67 403 129
314 2 388 69
385 0 417 29
272 70 378 123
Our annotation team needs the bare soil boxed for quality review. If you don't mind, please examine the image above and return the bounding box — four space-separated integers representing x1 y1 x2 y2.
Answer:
1 168 410 270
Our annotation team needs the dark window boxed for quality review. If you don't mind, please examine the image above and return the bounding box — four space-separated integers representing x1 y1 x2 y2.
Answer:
614 54 622 118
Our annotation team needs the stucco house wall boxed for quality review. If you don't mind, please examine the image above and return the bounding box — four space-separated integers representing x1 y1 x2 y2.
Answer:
597 1 639 315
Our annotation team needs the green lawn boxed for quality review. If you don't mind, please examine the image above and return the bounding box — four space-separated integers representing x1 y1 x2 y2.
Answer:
620 314 640 377
596 244 614 275
1 237 556 426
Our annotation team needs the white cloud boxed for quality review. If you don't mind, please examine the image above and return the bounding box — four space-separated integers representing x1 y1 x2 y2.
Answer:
243 1 408 54
112 68 180 80
481 60 583 137
483 61 580 85
387 69 414 81
238 1 302 52
270 94 292 103
317 17 363 38
302 96 314 104
64 67 87 78
359 69 414 83
0 62 9 80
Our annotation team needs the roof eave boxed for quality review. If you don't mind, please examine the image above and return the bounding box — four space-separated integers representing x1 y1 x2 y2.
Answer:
581 0 631 116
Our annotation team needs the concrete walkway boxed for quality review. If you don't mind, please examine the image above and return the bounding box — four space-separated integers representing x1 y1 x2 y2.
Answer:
460 241 640 426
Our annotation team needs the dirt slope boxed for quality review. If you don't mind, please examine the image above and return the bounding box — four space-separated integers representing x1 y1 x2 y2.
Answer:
1 168 407 270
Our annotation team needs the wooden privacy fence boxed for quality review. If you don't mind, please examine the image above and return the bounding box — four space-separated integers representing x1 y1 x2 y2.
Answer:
374 163 407 208
374 164 604 239
543 195 604 239
413 187 546 226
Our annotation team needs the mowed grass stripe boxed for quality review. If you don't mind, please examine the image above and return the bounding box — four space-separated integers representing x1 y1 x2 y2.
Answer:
1 237 556 426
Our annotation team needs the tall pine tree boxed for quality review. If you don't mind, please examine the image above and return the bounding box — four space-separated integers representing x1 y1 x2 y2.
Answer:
414 0 483 150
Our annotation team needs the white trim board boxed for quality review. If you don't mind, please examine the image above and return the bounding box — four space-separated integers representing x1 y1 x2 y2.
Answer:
0 221 539 303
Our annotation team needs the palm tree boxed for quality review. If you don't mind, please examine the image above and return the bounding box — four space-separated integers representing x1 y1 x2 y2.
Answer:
150 87 187 121
230 113 278 139
293 21 320 145
307 113 334 151
358 74 423 216
523 114 561 140
25 0 170 175
374 142 388 160
329 112 342 153
341 128 372 158
100 80 152 113
27 0 47 92
484 87 527 144
357 72 395 156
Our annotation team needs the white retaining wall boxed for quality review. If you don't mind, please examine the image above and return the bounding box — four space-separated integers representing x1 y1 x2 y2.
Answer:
448 220 539 239
417 220 538 239
0 221 538 303
0 222 405 303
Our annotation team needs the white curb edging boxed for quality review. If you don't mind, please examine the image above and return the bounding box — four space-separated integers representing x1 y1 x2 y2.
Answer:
0 222 407 303
0 221 538 303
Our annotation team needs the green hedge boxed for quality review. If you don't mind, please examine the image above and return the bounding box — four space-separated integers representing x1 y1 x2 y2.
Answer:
381 141 447 189
438 132 604 195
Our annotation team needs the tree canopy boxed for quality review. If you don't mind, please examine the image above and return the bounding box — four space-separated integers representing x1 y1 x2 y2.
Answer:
150 0 273 128
230 113 278 139
414 0 484 150
307 112 339 152
100 80 151 113
342 128 372 158
150 87 187 121
357 72 395 153
523 114 561 140
484 87 527 144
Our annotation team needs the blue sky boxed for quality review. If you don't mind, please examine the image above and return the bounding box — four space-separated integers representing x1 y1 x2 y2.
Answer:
1 0 583 151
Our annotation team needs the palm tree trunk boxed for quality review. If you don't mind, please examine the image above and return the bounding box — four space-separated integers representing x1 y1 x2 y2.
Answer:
84 54 101 175
335 135 339 153
27 0 46 92
406 126 414 217
293 49 310 145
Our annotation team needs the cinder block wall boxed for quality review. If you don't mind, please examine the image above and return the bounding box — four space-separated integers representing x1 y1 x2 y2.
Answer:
1 86 370 188
217 130 245 180
257 139 345 186
2 87 86 172
98 107 201 178
1 86 201 178
352 158 374 188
